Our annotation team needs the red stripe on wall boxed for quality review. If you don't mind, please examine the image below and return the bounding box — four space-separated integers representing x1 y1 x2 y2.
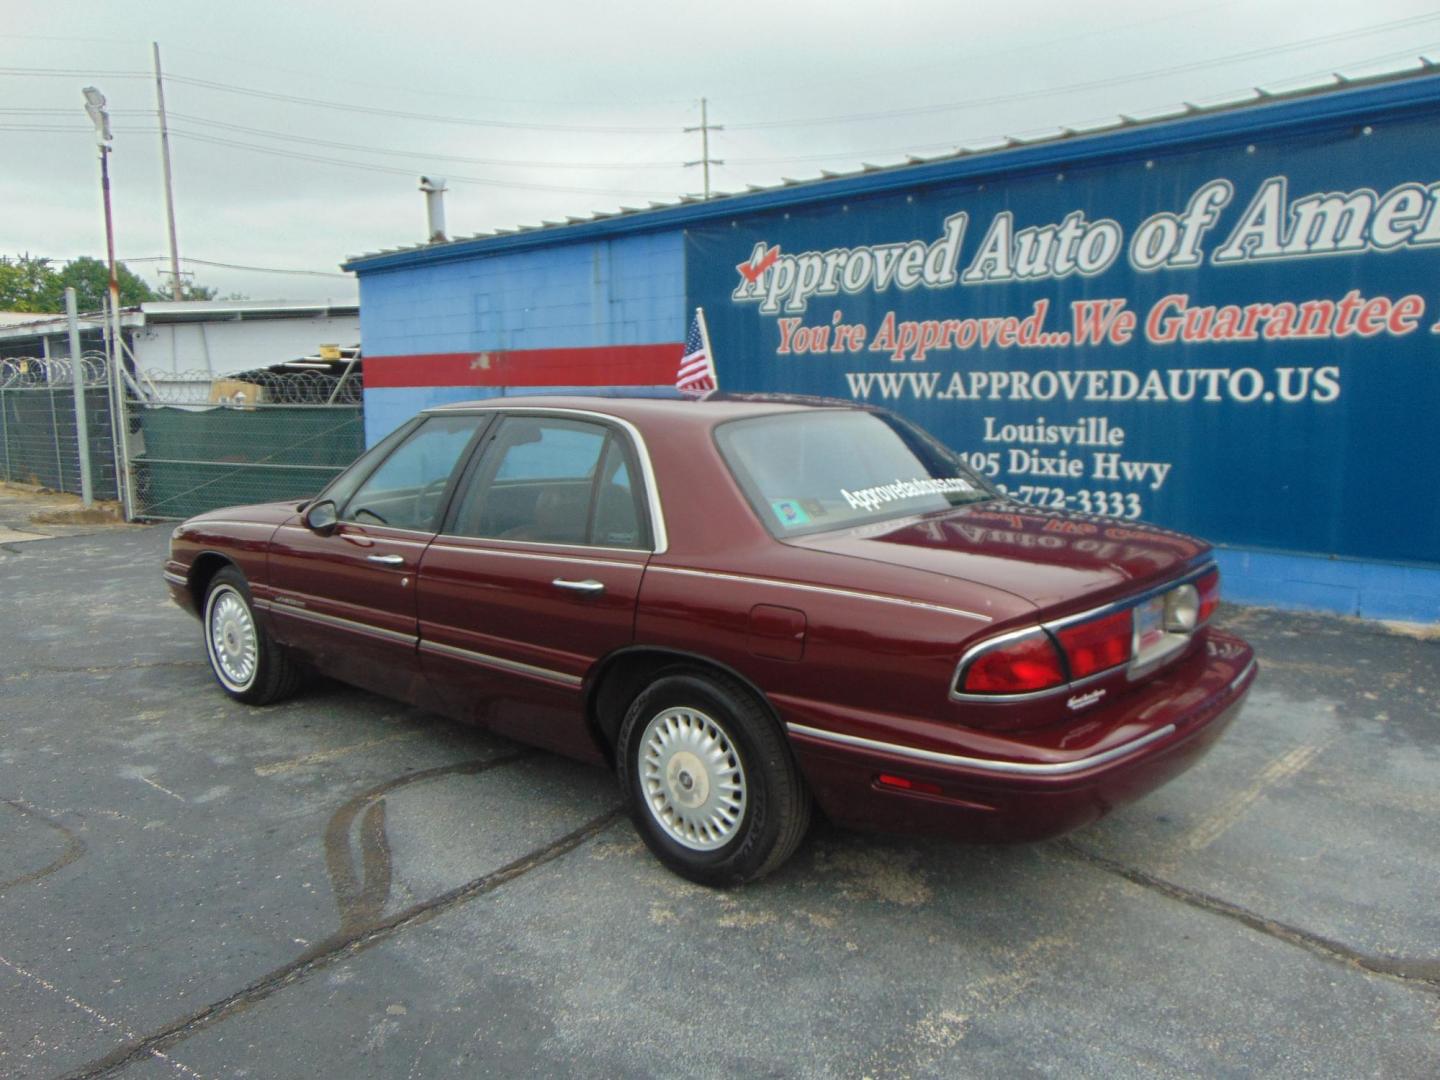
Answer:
363 344 683 389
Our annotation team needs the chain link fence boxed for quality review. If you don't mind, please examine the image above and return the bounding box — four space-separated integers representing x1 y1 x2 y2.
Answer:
0 354 119 498
1 356 364 519
125 368 364 520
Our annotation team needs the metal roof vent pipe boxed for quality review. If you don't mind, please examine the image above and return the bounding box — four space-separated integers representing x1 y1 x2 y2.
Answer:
420 176 448 243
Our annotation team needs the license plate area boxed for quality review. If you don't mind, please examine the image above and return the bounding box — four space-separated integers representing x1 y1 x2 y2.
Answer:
1130 589 1190 676
1135 595 1166 653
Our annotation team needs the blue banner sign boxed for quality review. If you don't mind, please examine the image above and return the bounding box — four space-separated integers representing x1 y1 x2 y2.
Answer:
686 109 1440 566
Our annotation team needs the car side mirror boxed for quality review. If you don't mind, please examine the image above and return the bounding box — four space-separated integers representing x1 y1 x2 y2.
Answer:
303 499 339 535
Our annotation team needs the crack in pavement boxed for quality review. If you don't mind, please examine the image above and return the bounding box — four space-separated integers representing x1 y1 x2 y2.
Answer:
322 754 537 938
1058 839 1440 994
62 802 626 1079
0 953 209 1079
0 798 87 896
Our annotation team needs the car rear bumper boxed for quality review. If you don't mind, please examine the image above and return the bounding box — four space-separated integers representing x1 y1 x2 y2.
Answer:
783 630 1256 843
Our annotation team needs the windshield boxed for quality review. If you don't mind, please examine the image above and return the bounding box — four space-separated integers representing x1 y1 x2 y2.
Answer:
715 409 994 537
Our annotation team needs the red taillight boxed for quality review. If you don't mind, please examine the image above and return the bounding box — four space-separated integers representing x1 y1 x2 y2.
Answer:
1196 568 1220 624
960 632 1066 694
1054 608 1133 679
876 773 944 796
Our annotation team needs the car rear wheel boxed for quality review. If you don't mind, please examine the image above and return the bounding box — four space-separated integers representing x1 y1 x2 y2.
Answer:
616 671 811 885
203 566 303 705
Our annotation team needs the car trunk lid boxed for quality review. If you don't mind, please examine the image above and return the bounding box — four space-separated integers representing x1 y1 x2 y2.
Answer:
789 502 1211 614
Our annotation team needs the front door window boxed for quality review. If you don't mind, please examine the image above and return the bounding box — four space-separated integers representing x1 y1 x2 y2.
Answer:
342 415 483 532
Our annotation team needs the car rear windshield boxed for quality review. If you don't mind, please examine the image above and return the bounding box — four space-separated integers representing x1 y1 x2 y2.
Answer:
715 409 993 537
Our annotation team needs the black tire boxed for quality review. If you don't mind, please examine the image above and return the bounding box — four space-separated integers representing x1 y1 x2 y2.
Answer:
202 566 303 705
616 670 811 886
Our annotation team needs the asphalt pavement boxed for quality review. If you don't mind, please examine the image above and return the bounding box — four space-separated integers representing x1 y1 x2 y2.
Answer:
1 511 1437 1078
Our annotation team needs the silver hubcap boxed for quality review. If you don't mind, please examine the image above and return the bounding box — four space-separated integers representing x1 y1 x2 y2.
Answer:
207 586 258 691
639 707 747 851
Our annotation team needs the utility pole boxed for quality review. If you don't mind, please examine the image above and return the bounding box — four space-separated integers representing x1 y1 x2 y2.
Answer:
152 41 184 300
684 97 724 200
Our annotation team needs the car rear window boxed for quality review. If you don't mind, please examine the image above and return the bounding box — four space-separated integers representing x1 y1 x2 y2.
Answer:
715 409 992 536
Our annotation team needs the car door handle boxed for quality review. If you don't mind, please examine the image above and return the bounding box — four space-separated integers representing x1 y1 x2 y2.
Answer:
552 578 605 595
366 554 405 566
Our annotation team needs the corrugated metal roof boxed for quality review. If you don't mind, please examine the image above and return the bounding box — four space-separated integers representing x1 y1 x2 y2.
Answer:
0 299 359 343
343 58 1440 273
127 299 359 322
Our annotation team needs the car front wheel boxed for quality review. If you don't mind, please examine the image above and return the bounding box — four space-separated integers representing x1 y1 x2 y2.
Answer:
616 671 811 885
203 566 302 705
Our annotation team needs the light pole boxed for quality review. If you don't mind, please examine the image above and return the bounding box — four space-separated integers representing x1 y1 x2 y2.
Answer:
82 87 119 315
83 85 132 518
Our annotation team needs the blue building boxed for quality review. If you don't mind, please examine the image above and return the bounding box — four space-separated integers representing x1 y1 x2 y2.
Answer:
344 68 1440 623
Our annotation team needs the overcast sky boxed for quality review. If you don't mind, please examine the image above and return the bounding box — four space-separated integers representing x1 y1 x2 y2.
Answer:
4 0 1440 303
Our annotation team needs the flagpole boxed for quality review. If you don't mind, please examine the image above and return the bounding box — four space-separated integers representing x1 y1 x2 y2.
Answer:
694 306 718 391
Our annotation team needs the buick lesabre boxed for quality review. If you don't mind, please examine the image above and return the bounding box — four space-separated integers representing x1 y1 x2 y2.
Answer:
164 396 1256 884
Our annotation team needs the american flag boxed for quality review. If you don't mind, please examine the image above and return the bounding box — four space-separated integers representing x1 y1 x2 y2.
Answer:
676 308 717 397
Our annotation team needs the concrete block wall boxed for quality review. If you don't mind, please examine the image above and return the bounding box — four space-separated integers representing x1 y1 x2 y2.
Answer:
359 231 686 444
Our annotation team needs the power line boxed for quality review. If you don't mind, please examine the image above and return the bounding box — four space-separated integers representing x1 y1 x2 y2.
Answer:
160 110 688 170
722 48 1440 165
0 123 127 133
7 12 1437 146
0 66 149 78
158 72 682 134
154 41 697 110
718 0 1246 103
724 12 1440 129
0 106 150 115
5 29 1438 198
0 122 677 196
150 27 1440 179
0 29 676 110
0 66 679 134
120 256 351 279
4 42 1434 185
163 129 677 197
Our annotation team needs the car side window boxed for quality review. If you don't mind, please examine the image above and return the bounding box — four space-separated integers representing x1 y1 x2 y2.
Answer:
590 438 645 548
312 416 421 511
340 415 482 531
449 416 646 547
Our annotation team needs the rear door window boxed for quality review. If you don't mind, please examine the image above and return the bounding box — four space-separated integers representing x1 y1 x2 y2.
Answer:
449 416 648 548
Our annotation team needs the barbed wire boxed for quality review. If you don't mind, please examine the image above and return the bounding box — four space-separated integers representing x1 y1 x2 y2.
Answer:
0 353 110 389
0 356 363 405
137 367 363 406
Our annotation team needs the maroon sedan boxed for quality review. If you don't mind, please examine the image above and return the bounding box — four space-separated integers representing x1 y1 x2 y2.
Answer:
165 396 1255 884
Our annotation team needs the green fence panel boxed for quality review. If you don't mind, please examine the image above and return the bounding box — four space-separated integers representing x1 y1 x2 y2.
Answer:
132 405 364 519
0 385 118 498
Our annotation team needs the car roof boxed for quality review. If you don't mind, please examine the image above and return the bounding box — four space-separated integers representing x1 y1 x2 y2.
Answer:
425 392 865 425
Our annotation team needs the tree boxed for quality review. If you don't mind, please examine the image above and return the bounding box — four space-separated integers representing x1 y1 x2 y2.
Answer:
1 253 223 312
55 257 163 310
0 253 61 312
176 279 219 301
